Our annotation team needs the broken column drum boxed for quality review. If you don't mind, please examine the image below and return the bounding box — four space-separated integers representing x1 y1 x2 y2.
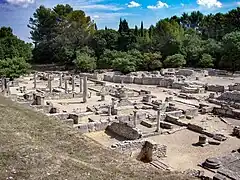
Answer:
101 94 105 101
198 135 208 145
36 95 45 105
83 76 88 103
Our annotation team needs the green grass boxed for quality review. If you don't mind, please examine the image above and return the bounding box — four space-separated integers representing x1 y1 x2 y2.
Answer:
0 95 193 180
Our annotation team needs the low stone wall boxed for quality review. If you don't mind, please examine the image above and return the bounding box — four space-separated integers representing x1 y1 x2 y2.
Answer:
213 106 240 120
217 91 240 102
106 122 142 140
207 85 225 93
77 120 109 133
103 75 113 82
80 73 99 80
103 74 174 87
165 110 183 117
176 69 194 76
229 84 240 91
172 82 189 89
111 140 167 160
165 115 187 126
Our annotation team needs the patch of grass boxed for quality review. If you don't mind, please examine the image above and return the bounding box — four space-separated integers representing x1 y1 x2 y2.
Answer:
0 95 193 179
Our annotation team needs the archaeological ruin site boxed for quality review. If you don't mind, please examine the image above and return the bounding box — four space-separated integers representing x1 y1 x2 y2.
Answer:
1 68 240 180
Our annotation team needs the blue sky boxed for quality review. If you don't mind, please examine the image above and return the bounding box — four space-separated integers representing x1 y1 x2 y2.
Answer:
0 0 239 42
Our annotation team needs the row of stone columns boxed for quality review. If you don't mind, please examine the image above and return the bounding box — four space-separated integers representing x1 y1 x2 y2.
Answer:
132 109 161 132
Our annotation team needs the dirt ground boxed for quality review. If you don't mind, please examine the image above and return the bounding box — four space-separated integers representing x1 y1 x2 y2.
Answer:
0 95 192 180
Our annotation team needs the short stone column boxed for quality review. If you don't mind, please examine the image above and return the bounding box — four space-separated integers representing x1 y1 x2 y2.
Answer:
6 82 10 96
156 109 161 132
72 75 75 92
1 78 5 91
198 135 208 145
48 74 52 93
83 76 88 103
36 95 45 105
23 86 26 93
133 111 137 127
59 73 62 87
79 77 83 93
33 72 37 89
65 79 68 94
100 94 105 101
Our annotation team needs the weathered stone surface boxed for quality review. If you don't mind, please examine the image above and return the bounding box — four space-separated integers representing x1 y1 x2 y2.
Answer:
207 85 225 93
107 122 142 140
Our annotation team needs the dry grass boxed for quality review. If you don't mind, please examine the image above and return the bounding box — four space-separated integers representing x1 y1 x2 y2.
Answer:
0 95 193 180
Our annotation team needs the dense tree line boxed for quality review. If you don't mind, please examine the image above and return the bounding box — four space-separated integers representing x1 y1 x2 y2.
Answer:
0 27 31 78
27 5 240 73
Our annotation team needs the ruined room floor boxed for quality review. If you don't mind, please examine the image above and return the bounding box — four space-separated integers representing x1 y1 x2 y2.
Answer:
86 129 240 173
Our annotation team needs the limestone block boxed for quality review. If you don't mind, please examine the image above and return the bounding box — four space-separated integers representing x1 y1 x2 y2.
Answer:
88 122 96 132
78 124 89 133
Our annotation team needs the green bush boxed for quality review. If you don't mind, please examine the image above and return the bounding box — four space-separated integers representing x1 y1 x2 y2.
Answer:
0 57 31 78
112 57 136 74
164 54 186 68
74 52 96 72
198 53 214 68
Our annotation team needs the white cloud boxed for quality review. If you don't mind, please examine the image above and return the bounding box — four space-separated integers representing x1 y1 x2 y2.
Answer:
147 1 169 9
93 15 100 19
237 2 240 6
197 0 222 8
127 1 141 8
78 4 123 11
181 3 184 7
5 0 35 7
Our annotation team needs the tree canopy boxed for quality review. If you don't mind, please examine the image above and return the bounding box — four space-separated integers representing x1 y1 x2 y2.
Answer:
2 4 240 74
0 27 31 78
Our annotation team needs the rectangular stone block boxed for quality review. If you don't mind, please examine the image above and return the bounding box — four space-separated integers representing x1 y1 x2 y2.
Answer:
78 124 89 133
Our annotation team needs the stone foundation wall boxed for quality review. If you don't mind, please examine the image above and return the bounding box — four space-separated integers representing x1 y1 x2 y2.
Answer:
107 122 142 140
207 85 225 93
112 140 167 159
176 69 194 76
229 84 240 91
103 74 174 87
213 106 240 120
217 91 240 102
77 120 109 133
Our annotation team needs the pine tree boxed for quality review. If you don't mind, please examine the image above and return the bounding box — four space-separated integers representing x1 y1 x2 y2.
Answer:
140 21 144 37
134 25 138 36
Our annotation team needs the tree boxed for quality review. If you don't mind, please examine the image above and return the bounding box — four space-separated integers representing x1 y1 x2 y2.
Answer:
91 29 119 59
164 54 186 68
0 27 13 38
220 31 240 72
134 25 138 36
0 27 32 61
138 52 162 71
181 33 204 66
198 53 214 68
74 52 96 72
0 57 30 79
153 19 184 57
29 4 94 64
112 57 136 74
140 21 144 37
